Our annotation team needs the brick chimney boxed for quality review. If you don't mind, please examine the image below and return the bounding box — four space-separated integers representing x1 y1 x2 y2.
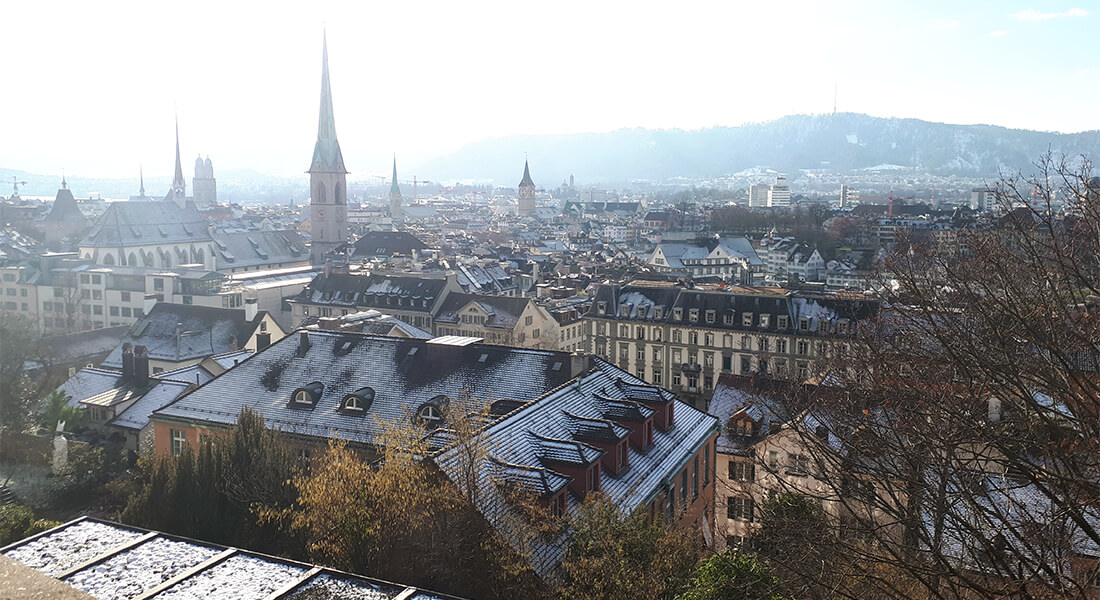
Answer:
296 331 311 357
570 351 590 379
133 345 150 386
121 343 135 380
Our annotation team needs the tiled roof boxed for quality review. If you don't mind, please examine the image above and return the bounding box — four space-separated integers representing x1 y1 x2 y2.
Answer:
349 231 428 257
293 272 448 312
79 201 212 248
1 517 462 600
153 330 577 447
110 379 193 431
433 359 718 579
433 293 532 329
101 303 264 367
211 230 307 269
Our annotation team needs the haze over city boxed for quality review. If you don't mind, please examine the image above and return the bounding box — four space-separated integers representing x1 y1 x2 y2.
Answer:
3 0 1098 180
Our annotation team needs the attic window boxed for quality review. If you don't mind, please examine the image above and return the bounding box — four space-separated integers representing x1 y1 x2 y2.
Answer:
759 314 770 328
672 307 683 321
743 313 754 326
620 303 629 317
689 308 699 321
705 309 715 323
419 404 443 423
654 307 663 319
407 347 418 357
551 361 563 371
290 381 324 407
342 387 375 412
479 353 489 363
777 315 788 329
597 301 607 315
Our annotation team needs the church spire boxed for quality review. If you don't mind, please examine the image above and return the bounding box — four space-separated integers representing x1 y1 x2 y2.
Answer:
172 117 185 189
390 156 401 197
309 32 347 174
139 164 145 197
519 158 535 188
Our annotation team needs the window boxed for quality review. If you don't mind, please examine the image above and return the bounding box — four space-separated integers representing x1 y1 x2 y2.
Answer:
653 328 662 342
680 469 688 503
704 353 714 367
122 307 132 317
80 274 90 284
170 429 187 455
597 301 607 314
20 289 26 297
797 340 809 355
758 338 769 352
729 461 754 481
81 290 91 300
654 306 663 319
92 290 102 300
777 315 788 329
767 450 780 469
109 306 119 316
689 308 699 321
776 339 787 353
154 278 164 291
54 288 64 297
92 275 102 284
525 315 533 326
688 331 699 345
740 335 750 349
727 497 754 521
182 295 192 305
742 313 753 326
705 309 715 323
740 356 751 374
637 347 645 362
419 404 443 423
731 419 752 436
704 444 711 484
788 454 810 476
293 390 313 405
692 455 699 499
636 326 645 340
704 332 714 346
121 291 131 302
653 371 662 385
799 317 809 331
759 314 769 328
722 354 732 371
672 307 683 320
620 324 629 337
672 330 682 343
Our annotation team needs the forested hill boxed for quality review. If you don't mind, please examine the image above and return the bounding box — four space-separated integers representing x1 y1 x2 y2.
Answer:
421 113 1100 185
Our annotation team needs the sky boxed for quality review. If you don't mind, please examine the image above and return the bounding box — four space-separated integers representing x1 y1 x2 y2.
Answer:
2 0 1098 181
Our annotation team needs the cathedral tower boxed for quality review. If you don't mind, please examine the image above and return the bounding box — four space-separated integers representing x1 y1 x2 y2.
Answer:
390 156 404 223
193 155 217 208
308 33 349 265
517 158 536 217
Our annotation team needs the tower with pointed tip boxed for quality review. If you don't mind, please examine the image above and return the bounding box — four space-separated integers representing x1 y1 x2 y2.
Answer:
308 33 349 265
517 159 536 217
390 157 404 224
166 119 187 208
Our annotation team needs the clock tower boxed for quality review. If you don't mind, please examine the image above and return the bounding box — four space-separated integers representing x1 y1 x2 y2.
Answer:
308 32 349 265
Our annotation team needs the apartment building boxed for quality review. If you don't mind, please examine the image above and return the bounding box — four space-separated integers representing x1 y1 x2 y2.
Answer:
583 282 879 408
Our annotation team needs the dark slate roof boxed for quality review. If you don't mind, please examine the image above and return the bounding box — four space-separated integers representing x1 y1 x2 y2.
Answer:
54 368 128 409
349 231 427 258
51 367 194 430
433 359 718 580
433 293 533 329
79 201 212 248
101 303 265 367
211 230 308 268
152 330 577 447
587 283 878 335
42 326 129 364
293 272 448 312
708 375 791 454
110 379 193 431
1 517 462 600
43 188 87 223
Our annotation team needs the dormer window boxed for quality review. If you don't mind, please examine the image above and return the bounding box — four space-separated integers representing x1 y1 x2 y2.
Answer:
799 317 810 331
759 314 770 328
419 405 442 422
723 313 733 324
620 303 630 317
341 387 375 412
290 382 324 407
742 313 753 326
837 319 850 334
654 306 664 319
597 301 607 315
777 315 788 329
689 308 699 321
672 307 683 321
705 310 715 323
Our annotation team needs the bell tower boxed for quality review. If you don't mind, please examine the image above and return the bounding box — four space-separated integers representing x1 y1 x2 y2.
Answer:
308 32 349 265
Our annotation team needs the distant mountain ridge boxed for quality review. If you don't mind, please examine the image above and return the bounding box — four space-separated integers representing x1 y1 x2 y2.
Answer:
420 113 1100 185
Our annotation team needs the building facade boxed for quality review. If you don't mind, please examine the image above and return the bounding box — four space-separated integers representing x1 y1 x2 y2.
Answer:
308 35 349 264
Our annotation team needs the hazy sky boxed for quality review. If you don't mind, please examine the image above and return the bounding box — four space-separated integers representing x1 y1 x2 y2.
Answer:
2 0 1098 180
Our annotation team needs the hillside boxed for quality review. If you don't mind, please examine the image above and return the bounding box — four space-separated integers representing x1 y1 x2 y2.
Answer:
420 113 1100 185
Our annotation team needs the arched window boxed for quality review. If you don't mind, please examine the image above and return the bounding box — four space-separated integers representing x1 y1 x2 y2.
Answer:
293 390 312 405
128 253 138 267
142 251 153 267
335 185 343 204
290 382 324 407
419 404 442 423
196 248 204 265
316 184 326 204
341 387 374 412
103 253 115 265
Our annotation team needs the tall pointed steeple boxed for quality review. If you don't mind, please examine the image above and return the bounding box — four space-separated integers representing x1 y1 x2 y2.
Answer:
139 165 145 197
308 32 349 265
519 158 535 188
517 157 536 217
390 155 404 222
309 31 347 175
167 117 187 207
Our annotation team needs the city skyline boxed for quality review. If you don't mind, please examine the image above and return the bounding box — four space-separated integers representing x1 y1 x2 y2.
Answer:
2 0 1098 180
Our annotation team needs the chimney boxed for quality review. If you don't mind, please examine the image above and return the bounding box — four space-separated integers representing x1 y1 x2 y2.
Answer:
244 298 258 321
297 331 311 356
134 345 150 386
256 332 271 351
121 343 135 380
228 335 238 352
143 294 160 315
570 351 589 379
68 366 76 378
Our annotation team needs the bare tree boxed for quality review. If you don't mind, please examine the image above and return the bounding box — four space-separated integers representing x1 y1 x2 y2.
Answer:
754 154 1100 600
